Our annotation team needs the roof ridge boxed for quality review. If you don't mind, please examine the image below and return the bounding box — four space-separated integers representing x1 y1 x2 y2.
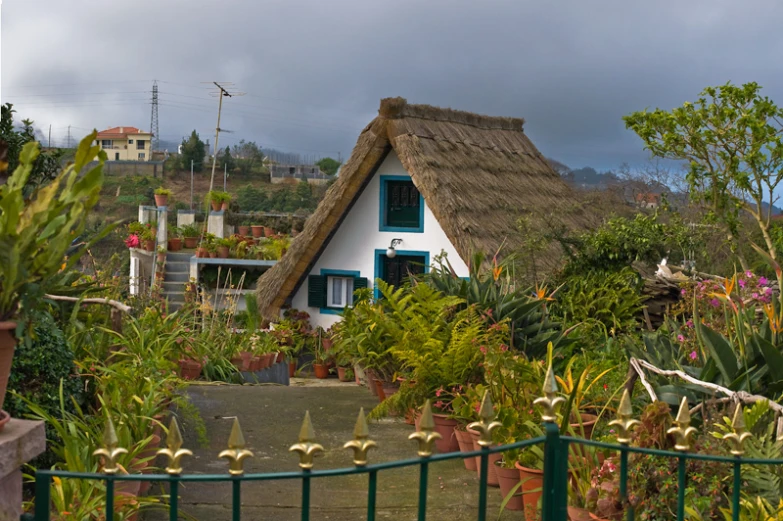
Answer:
379 97 524 131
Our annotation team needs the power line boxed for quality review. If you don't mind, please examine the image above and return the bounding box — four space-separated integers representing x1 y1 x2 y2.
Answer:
150 80 159 150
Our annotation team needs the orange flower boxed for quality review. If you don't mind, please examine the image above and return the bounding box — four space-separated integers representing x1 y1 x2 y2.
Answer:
534 284 555 302
492 264 503 281
763 303 782 333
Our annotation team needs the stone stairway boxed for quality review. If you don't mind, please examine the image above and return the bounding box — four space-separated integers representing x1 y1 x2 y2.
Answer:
161 251 192 311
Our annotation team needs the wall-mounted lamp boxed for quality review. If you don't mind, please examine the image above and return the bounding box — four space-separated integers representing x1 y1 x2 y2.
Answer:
386 238 403 259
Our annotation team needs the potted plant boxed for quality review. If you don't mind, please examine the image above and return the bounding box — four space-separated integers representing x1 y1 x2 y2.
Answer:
238 221 251 237
313 329 330 379
0 137 105 424
181 224 200 249
206 242 218 258
154 187 172 207
251 223 264 238
167 226 183 251
514 422 546 519
208 190 230 211
216 238 232 258
156 245 167 263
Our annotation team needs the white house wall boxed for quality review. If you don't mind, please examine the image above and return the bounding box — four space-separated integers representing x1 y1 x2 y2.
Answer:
290 151 470 328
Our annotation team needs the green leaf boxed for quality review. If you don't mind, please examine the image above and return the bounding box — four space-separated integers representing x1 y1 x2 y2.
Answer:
698 323 739 383
752 333 783 383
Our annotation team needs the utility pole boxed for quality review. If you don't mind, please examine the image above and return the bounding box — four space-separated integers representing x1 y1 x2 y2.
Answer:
67 125 71 148
150 80 160 151
223 162 227 191
190 160 194 210
48 124 51 148
204 81 244 196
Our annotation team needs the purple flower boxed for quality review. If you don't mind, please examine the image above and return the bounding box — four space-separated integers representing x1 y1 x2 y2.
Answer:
686 320 694 328
765 287 773 295
711 298 721 308
677 335 685 342
689 351 698 360
746 271 754 278
753 292 759 299
760 277 769 285
739 279 746 288
681 289 687 295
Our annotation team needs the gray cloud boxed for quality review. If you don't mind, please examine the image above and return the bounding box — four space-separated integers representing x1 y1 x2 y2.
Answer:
3 0 783 169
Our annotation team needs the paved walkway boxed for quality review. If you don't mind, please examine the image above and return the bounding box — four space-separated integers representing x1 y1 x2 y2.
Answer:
146 381 516 521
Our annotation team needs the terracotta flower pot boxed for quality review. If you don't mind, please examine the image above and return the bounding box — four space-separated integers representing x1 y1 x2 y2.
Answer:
258 354 270 370
0 321 17 416
168 238 182 251
468 428 500 486
264 227 274 238
196 247 207 258
374 379 386 401
209 251 218 258
276 351 285 363
571 413 599 440
515 461 544 519
184 237 199 249
221 202 229 211
365 370 379 396
432 414 461 454
211 200 221 212
567 506 594 521
336 366 352 382
251 225 264 238
157 252 166 263
250 357 262 371
178 358 202 380
404 408 416 426
381 382 399 399
264 352 276 367
289 361 297 377
314 363 329 379
495 461 524 511
231 356 245 370
144 239 155 252
454 427 477 471
154 194 168 207
238 225 251 236
217 246 230 258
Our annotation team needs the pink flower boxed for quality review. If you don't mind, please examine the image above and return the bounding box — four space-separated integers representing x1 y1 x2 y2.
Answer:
739 279 746 288
677 335 685 342
689 351 698 360
435 388 443 397
746 271 754 278
686 320 694 328
434 401 445 409
765 287 773 295
479 346 487 355
500 344 508 352
681 289 687 295
710 298 720 308
124 234 140 248
753 292 759 299
760 277 769 285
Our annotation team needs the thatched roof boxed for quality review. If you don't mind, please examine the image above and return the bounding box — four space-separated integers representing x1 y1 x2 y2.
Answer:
257 97 592 318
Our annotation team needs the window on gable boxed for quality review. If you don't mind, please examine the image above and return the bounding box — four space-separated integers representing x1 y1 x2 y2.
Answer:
382 179 422 230
307 274 368 310
326 276 354 308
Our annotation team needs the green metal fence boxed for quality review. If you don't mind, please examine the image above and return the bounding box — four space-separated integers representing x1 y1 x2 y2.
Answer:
29 376 783 521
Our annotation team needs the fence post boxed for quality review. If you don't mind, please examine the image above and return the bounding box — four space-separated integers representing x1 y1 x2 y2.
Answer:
541 422 568 521
33 472 51 521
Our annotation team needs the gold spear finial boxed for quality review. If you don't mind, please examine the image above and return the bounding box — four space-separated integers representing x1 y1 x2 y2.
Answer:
409 400 442 457
467 391 502 447
156 417 193 475
667 397 697 452
343 408 378 466
608 389 640 445
219 418 254 475
93 416 128 475
534 364 565 423
289 411 324 470
723 404 752 456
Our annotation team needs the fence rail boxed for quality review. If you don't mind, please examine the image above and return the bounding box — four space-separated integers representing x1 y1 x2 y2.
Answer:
29 370 783 521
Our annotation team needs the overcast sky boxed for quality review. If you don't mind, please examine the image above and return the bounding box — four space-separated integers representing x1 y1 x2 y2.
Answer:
2 0 782 170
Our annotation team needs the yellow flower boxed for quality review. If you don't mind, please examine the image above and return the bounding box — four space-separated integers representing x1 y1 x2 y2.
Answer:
763 303 782 333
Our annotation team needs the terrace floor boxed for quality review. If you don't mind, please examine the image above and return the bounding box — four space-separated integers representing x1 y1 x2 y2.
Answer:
146 381 517 521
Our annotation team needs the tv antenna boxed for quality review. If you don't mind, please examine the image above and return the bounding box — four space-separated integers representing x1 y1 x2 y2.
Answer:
201 82 245 196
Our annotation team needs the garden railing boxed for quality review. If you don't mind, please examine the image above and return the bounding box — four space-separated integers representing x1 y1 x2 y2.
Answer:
28 365 783 521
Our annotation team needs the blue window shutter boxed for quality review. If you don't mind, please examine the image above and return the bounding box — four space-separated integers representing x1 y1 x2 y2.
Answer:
354 277 368 290
307 275 326 308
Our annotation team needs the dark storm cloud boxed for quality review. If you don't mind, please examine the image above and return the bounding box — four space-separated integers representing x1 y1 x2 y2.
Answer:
3 0 783 169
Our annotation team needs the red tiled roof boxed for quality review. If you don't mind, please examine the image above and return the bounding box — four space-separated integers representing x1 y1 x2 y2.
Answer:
96 126 152 138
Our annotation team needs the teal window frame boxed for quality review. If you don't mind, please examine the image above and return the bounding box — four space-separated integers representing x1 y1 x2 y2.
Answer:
319 269 361 316
378 175 424 233
373 249 430 300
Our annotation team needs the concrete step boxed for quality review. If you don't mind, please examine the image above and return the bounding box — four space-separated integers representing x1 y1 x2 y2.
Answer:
161 280 187 291
165 301 184 312
163 291 186 303
164 271 190 283
165 261 190 274
166 252 194 262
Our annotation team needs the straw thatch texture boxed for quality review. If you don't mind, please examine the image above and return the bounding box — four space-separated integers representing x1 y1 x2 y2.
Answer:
257 97 591 318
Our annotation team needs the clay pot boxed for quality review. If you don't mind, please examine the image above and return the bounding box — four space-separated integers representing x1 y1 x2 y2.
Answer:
115 476 141 497
115 490 140 521
217 246 230 258
209 251 218 258
144 239 155 252
157 252 166 263
314 363 329 379
454 427 477 471
468 429 500 486
251 225 264 238
404 409 416 426
177 358 202 380
195 247 207 258
365 370 378 396
238 225 251 236
432 414 461 453
221 202 229 211
571 413 598 440
184 237 199 249
264 352 276 367
515 461 544 518
336 366 352 382
0 321 17 415
250 357 262 371
322 338 333 350
231 356 245 370
0 410 10 433
289 361 297 377
264 227 275 238
168 238 182 251
495 460 524 511
154 194 168 207
211 200 221 212
567 506 593 521
381 382 399 399
276 351 285 363
374 379 386 401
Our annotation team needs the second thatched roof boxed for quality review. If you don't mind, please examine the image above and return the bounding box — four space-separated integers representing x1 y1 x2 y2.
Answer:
257 97 594 318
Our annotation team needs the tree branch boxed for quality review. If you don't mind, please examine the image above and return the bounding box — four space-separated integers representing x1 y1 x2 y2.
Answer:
45 294 132 314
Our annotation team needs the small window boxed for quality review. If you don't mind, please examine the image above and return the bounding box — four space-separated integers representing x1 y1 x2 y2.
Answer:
326 276 354 308
381 178 422 231
101 140 113 148
138 153 145 160
128 139 134 144
136 140 145 150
